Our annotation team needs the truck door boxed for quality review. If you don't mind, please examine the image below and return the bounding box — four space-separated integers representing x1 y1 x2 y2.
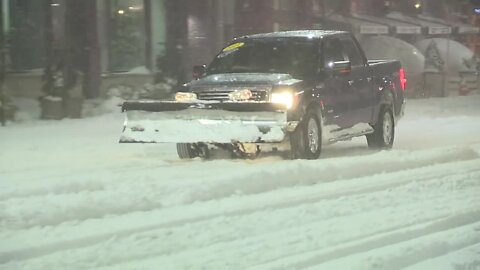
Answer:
339 35 374 125
319 37 353 130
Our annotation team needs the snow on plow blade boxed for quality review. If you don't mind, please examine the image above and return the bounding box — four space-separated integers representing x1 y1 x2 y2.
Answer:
120 101 288 143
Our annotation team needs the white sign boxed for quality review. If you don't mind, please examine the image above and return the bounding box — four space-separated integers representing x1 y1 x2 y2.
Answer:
360 25 389 34
458 26 480 34
428 26 452 35
396 26 421 34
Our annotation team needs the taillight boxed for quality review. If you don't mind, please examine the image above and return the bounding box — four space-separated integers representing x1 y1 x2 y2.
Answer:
399 68 407 91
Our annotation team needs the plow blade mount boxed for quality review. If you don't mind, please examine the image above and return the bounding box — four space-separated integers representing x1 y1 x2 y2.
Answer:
120 101 288 144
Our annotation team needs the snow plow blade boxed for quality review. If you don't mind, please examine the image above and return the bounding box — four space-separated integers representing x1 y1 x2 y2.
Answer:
120 101 288 144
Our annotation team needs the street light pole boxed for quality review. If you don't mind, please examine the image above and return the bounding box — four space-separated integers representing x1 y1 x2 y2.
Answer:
0 0 6 126
1 0 8 32
444 37 450 97
443 3 451 97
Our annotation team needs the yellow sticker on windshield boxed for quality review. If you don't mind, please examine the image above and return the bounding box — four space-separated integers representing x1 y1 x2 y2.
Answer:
223 42 245 52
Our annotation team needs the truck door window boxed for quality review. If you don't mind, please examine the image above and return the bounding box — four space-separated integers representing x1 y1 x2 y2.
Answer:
323 38 346 68
340 37 364 67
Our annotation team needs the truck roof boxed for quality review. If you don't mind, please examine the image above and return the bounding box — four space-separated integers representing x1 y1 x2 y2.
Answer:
235 30 347 40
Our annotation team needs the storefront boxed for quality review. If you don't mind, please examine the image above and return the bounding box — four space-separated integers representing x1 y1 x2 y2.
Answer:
1 0 169 98
1 0 167 73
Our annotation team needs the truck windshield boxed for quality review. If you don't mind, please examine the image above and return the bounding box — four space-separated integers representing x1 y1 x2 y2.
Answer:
207 39 317 78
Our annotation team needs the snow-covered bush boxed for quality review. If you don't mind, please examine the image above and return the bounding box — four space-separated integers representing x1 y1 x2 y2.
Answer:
141 77 176 100
82 79 177 117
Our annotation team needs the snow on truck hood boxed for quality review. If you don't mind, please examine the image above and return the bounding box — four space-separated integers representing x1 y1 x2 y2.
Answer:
188 73 302 89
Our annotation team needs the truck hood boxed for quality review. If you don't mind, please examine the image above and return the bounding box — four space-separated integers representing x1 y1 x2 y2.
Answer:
188 73 302 89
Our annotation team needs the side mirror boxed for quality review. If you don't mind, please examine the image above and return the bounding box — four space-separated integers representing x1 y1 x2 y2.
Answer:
326 60 351 75
193 65 207 80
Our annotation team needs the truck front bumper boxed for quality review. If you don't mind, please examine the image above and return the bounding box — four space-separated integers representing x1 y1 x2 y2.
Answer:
120 101 294 144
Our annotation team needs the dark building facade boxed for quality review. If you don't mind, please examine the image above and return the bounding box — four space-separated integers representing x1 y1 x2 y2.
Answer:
1 0 479 99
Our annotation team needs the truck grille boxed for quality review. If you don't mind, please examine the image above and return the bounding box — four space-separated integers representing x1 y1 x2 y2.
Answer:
193 86 270 102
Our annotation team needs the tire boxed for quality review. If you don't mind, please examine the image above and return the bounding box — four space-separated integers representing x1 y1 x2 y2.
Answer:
176 143 198 159
289 111 322 160
366 106 395 149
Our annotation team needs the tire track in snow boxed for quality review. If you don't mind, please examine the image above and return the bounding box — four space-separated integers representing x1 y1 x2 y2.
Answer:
402 242 480 270
94 207 480 270
152 146 479 207
1 160 479 266
2 180 480 270
3 146 476 203
1 147 477 231
246 214 480 270
0 163 169 201
301 219 480 270
1 155 479 240
0 157 249 202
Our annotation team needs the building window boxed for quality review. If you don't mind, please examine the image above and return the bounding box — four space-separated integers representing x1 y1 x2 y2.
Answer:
109 0 146 72
7 0 46 71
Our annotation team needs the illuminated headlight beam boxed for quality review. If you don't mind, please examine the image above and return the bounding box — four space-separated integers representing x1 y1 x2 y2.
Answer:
271 92 295 109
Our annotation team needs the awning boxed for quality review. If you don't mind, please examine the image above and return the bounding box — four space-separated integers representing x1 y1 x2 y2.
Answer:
418 14 480 34
352 14 422 35
320 14 389 35
387 12 452 35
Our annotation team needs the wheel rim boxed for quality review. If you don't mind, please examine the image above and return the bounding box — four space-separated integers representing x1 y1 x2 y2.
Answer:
383 111 393 145
307 118 319 153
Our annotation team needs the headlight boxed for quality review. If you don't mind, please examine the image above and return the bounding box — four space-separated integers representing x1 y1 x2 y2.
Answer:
175 92 197 102
271 91 295 109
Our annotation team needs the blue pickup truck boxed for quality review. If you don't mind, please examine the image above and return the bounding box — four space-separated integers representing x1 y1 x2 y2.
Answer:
121 30 406 159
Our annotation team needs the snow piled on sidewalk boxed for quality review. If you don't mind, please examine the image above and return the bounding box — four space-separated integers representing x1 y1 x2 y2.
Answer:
1 96 480 270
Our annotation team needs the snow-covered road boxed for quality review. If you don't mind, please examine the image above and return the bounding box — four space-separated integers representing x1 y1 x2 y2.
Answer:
1 96 480 270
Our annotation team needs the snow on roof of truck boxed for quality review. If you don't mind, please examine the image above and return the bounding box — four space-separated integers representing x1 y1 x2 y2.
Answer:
236 30 347 40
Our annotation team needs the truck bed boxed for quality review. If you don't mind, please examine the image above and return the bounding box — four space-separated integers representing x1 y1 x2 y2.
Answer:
368 59 404 117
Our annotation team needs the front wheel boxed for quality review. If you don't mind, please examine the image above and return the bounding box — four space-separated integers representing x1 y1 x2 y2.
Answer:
176 143 199 159
289 111 322 160
366 106 395 149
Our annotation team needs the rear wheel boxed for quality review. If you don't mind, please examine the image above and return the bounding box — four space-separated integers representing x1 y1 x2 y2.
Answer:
176 143 198 159
289 111 322 159
366 106 395 149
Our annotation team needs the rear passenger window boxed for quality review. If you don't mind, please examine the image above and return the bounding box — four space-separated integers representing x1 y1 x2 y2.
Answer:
323 38 345 68
340 37 364 67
